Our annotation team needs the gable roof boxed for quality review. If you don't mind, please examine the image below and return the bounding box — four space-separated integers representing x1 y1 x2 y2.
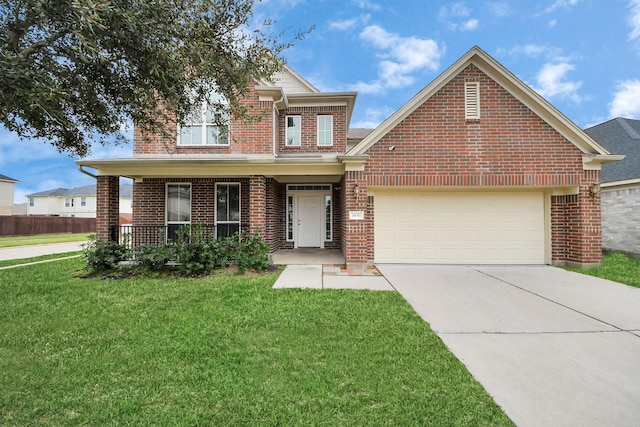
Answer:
0 174 18 183
28 184 133 198
348 46 617 166
584 118 640 183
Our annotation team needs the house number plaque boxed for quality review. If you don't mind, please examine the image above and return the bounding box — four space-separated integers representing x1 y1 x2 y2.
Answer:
349 210 365 220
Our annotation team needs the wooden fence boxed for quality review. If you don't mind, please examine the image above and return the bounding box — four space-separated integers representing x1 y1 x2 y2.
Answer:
0 216 96 236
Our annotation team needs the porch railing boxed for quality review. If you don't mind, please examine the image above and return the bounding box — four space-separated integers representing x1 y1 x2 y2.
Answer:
110 224 250 249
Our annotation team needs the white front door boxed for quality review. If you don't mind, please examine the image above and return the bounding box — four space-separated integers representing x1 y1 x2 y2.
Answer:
297 195 323 247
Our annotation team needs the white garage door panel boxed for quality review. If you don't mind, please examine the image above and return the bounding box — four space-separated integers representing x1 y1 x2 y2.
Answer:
375 191 546 264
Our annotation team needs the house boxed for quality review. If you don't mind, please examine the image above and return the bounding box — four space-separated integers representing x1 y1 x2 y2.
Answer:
27 184 133 218
584 118 640 255
0 174 19 216
77 46 622 269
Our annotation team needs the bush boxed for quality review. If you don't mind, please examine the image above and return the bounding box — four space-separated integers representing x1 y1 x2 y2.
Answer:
132 244 173 270
82 234 128 271
81 227 272 277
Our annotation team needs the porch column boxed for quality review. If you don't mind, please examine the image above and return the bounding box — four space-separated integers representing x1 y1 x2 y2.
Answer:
551 169 602 268
249 175 266 238
96 176 120 241
343 170 374 270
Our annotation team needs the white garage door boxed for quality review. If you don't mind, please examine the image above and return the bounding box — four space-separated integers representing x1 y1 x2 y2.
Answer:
374 191 546 264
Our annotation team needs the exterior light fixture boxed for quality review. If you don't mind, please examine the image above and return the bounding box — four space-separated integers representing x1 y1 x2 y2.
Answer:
353 184 360 199
589 184 601 198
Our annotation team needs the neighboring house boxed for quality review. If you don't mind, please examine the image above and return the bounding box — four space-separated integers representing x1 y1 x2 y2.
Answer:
77 46 621 268
27 184 133 218
584 118 640 255
0 174 19 216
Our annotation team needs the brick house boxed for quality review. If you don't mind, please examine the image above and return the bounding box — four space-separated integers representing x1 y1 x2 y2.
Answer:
77 46 621 268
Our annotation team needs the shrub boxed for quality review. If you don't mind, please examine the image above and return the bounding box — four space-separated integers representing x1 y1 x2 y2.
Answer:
82 235 128 271
132 244 173 270
233 233 272 273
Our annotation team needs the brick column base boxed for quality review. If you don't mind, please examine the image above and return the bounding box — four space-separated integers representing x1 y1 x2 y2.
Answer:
96 176 120 241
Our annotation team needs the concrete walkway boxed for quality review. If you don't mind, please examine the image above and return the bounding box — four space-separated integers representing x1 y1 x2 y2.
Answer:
273 264 394 291
378 264 640 427
0 241 85 261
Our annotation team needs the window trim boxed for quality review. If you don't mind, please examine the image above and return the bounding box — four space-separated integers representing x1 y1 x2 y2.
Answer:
286 184 333 243
165 183 192 240
215 182 241 238
317 115 333 146
177 96 230 146
285 115 301 146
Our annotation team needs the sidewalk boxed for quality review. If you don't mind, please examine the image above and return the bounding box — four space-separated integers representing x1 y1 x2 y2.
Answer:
0 242 85 261
273 264 395 291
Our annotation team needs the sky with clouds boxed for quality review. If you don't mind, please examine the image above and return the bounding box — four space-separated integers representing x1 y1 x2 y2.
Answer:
3 0 640 203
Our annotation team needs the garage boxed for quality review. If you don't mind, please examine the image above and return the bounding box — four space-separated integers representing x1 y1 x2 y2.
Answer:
374 190 547 264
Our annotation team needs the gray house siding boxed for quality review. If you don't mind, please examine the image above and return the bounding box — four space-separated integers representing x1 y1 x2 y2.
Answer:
601 187 640 255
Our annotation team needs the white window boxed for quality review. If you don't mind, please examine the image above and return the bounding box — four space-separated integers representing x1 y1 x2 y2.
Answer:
166 184 191 241
216 183 241 238
317 115 333 146
286 115 301 146
65 198 73 207
178 93 229 146
81 197 87 207
29 197 34 207
465 82 480 120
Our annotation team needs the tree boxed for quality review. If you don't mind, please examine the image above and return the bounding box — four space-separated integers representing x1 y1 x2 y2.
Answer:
0 0 302 156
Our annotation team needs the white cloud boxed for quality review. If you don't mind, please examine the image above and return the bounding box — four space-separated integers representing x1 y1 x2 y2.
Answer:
438 2 479 31
533 61 583 102
542 0 581 14
609 79 640 118
629 0 640 41
439 2 470 19
353 0 382 11
352 25 443 94
461 18 479 31
488 2 510 17
329 14 370 31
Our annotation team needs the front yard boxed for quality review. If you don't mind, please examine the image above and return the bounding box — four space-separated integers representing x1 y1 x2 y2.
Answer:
0 258 512 426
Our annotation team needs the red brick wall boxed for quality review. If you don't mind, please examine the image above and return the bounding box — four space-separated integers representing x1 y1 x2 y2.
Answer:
96 176 120 240
133 81 273 156
277 106 348 154
346 63 600 266
133 82 350 157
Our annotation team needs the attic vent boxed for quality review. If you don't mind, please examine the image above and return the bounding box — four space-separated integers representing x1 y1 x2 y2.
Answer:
465 82 480 120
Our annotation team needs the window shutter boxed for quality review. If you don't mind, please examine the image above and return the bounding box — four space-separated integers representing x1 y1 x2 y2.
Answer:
465 82 480 119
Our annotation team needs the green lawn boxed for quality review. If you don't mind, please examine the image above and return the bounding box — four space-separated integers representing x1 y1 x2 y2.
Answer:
0 258 513 426
567 252 640 288
0 233 91 248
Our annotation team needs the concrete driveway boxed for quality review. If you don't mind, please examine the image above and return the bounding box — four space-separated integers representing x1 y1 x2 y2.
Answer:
378 265 640 427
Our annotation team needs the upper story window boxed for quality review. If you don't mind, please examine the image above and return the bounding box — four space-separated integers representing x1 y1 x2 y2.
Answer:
286 115 301 146
178 93 229 146
465 82 480 120
81 197 87 207
317 115 333 146
29 197 34 207
65 198 73 207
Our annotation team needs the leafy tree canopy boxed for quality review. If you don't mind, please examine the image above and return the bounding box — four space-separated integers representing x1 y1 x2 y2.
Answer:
0 0 301 156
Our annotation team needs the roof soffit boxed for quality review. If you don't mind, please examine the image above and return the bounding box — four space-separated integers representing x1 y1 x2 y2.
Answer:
347 46 612 159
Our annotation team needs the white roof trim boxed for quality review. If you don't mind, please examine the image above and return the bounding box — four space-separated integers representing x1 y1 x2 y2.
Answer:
347 46 613 158
601 178 640 189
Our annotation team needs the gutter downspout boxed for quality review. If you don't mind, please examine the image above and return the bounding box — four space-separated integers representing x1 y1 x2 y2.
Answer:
272 96 285 158
77 164 97 179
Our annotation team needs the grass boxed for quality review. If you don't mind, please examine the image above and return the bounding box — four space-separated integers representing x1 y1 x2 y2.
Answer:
567 252 640 288
0 258 513 426
0 252 82 269
0 233 91 248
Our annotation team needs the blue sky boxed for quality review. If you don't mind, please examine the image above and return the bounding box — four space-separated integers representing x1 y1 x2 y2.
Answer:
4 0 640 203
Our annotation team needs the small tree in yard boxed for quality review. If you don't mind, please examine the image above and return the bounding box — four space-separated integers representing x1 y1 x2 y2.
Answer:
0 0 305 156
